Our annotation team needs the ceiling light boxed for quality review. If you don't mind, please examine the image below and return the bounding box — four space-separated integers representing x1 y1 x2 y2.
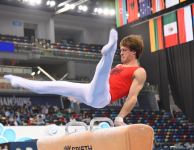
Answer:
82 5 88 12
28 0 36 6
50 0 56 7
94 8 98 13
57 0 73 8
23 0 42 6
99 8 103 14
36 0 42 5
79 5 88 12
103 8 109 16
46 0 56 7
56 0 88 14
46 0 50 6
65 4 71 9
93 7 115 17
110 9 115 16
70 4 75 10
78 5 82 10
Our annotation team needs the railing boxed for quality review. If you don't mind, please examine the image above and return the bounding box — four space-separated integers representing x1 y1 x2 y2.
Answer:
0 40 120 62
0 65 32 75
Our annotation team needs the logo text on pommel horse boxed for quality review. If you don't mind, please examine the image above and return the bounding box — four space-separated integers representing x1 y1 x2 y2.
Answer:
64 145 93 150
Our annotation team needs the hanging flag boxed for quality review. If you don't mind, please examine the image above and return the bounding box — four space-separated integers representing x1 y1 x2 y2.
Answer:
115 0 128 27
165 0 179 8
177 5 193 44
127 0 139 23
149 16 164 52
163 12 178 48
192 4 194 32
152 0 165 13
139 0 152 18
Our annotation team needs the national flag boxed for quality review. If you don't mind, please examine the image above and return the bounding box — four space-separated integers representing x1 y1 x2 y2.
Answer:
152 0 165 13
149 16 164 52
115 0 128 27
163 12 178 48
127 0 139 23
139 0 152 18
177 5 193 44
192 4 194 32
165 0 179 8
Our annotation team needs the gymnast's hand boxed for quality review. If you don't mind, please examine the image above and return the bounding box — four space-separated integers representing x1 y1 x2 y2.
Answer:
114 116 127 126
68 96 80 104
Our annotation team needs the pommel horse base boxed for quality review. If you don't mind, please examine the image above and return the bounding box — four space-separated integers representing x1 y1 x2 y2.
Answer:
37 124 154 150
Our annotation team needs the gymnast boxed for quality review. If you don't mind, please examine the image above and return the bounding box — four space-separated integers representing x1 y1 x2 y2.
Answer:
4 29 146 126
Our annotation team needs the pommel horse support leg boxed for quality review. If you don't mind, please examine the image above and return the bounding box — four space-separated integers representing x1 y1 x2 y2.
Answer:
37 124 154 150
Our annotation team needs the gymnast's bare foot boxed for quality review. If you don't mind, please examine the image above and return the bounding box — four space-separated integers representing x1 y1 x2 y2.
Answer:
101 29 118 55
4 74 23 88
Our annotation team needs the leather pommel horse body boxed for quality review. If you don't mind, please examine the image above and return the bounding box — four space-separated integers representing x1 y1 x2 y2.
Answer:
37 124 154 150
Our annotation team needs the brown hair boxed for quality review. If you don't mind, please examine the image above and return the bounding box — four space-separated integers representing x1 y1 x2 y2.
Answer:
120 35 144 59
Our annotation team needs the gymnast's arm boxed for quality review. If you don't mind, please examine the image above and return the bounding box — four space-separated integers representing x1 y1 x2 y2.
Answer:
114 68 147 126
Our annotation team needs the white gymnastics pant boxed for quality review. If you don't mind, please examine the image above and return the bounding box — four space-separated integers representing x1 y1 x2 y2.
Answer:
4 29 118 108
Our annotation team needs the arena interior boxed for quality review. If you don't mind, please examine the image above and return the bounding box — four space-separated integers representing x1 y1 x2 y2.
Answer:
0 0 194 150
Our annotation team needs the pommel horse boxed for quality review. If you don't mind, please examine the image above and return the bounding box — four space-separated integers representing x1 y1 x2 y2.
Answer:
37 123 154 150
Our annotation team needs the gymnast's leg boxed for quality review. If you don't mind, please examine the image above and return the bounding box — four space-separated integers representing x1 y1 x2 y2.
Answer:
4 75 89 103
4 29 118 107
86 29 118 108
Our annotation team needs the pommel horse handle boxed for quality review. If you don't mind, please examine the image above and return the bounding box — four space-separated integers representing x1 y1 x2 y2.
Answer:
90 117 114 131
65 120 88 134
37 124 154 150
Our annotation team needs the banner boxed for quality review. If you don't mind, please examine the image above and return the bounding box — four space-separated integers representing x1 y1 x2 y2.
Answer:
165 0 179 8
152 0 165 13
0 42 15 53
127 0 139 23
192 4 194 32
115 0 127 27
177 5 193 44
139 0 152 18
163 12 178 48
0 94 63 107
149 16 164 52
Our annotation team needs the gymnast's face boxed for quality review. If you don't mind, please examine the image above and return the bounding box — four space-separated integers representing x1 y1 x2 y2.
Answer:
120 46 136 64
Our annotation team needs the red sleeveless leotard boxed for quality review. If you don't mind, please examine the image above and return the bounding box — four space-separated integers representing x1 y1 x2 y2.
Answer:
109 65 140 102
